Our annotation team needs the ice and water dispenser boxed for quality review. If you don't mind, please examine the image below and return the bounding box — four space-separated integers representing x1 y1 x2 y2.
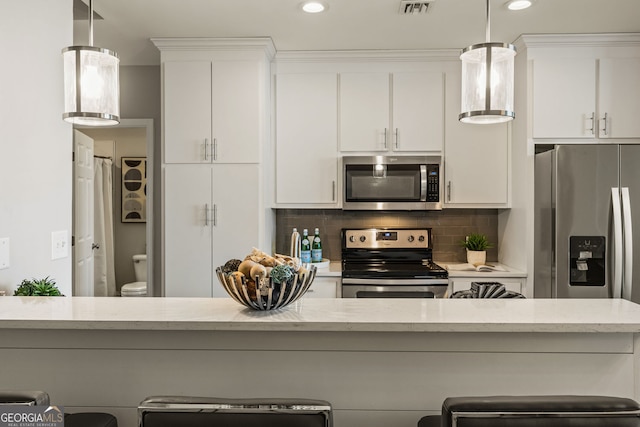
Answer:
569 236 606 286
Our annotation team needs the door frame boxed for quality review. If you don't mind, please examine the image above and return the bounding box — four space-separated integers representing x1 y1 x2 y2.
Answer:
75 119 155 295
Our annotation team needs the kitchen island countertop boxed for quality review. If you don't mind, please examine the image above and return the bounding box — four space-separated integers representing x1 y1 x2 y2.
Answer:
1 296 640 333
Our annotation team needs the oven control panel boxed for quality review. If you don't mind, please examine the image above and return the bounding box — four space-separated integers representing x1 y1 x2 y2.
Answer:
343 228 431 249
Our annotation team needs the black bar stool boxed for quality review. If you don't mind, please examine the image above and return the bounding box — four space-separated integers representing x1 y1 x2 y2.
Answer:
418 395 640 426
138 396 333 427
0 389 117 427
0 391 49 406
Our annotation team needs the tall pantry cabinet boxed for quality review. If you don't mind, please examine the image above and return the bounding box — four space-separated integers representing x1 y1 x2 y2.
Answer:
153 38 275 297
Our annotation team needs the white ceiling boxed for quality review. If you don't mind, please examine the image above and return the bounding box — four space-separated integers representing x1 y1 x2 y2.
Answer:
74 0 640 66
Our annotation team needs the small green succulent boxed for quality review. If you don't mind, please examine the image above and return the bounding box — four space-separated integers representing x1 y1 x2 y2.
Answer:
460 233 493 251
14 277 63 296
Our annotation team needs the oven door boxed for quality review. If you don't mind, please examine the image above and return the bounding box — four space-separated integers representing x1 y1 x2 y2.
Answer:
341 278 449 298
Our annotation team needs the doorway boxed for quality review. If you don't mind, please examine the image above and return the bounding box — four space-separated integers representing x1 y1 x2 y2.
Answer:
73 119 154 296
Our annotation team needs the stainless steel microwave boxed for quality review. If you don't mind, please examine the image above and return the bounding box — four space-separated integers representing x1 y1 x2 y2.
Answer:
342 156 442 210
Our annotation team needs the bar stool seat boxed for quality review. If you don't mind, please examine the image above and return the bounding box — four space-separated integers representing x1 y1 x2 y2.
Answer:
65 413 118 427
419 395 640 427
138 396 333 427
0 391 49 406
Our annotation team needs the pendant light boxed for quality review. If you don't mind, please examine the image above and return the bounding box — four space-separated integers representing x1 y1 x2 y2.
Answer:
62 0 119 126
459 0 516 124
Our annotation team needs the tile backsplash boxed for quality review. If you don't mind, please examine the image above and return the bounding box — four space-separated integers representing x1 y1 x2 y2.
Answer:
275 209 499 263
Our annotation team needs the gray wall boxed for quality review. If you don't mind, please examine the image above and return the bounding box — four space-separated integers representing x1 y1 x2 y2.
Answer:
119 66 161 295
0 0 73 295
275 209 499 263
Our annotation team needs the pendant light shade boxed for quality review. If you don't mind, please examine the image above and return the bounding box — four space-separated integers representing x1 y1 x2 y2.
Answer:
459 0 516 124
62 1 119 126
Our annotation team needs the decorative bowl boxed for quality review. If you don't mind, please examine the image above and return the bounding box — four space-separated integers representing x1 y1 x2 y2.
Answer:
215 265 317 310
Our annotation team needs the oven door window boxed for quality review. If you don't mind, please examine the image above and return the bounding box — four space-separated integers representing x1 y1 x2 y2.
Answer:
345 164 422 202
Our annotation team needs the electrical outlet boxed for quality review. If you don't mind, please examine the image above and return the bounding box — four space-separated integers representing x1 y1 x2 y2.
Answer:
0 238 9 269
51 230 69 260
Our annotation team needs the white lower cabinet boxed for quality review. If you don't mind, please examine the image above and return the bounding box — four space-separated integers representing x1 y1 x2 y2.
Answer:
448 278 525 296
303 276 341 298
164 164 260 297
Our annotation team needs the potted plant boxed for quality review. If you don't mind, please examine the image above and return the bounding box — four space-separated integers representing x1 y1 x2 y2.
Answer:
460 233 493 266
13 276 64 296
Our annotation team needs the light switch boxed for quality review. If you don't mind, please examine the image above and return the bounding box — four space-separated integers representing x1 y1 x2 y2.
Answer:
0 238 9 269
51 230 69 260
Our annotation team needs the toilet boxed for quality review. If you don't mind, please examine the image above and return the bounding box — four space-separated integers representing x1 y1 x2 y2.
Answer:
121 254 148 297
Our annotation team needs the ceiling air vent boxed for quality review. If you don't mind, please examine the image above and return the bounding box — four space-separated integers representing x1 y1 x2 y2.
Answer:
398 1 434 14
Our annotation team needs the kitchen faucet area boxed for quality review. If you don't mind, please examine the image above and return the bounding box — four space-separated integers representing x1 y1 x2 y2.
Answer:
2 1 640 426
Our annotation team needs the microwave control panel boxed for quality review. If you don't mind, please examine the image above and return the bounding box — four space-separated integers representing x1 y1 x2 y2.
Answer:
426 164 440 202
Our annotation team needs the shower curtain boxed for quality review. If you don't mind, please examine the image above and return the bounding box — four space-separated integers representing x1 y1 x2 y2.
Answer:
94 158 116 296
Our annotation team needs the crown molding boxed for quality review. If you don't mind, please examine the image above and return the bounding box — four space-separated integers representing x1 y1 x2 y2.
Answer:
514 33 640 50
151 37 276 59
274 49 461 63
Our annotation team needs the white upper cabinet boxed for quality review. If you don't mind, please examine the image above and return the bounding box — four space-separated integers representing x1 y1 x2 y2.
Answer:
533 56 640 139
212 60 261 162
532 58 596 139
444 66 509 207
392 72 444 152
598 57 640 138
339 72 390 152
163 59 262 163
275 73 339 206
164 61 212 163
339 71 444 153
444 124 509 206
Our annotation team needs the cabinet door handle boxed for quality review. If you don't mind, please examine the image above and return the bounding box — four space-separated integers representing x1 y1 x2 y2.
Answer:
601 112 608 136
394 128 399 150
588 112 595 135
447 181 451 202
204 203 209 226
204 138 209 160
213 204 217 226
213 138 218 161
383 128 388 149
332 180 336 202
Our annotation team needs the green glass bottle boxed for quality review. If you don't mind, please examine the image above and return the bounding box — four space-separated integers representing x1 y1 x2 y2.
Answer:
311 228 323 263
300 229 312 264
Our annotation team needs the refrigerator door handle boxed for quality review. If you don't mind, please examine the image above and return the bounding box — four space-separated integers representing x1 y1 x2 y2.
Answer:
612 187 623 298
621 187 633 300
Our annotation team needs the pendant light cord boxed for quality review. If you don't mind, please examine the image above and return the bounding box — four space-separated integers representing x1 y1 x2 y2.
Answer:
485 0 491 43
88 0 94 47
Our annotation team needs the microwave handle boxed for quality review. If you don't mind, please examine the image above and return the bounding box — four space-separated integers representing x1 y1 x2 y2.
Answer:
420 165 427 202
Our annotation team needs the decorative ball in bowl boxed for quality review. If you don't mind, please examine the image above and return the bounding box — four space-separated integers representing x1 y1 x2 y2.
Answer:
216 259 317 310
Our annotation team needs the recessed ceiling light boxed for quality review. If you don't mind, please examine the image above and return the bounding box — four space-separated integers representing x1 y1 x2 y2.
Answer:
301 1 327 13
506 0 533 10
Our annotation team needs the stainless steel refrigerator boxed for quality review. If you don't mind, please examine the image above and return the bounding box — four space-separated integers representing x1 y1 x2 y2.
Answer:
534 144 640 302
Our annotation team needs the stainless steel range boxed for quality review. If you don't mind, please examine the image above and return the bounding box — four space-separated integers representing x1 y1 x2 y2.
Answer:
341 228 448 298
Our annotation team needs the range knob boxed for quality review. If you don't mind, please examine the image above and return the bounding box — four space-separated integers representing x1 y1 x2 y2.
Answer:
418 235 425 242
349 235 356 243
359 235 367 242
407 235 415 242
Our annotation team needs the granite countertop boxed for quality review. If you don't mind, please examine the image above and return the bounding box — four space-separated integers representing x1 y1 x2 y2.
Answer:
443 262 527 278
314 261 341 277
0 297 639 333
